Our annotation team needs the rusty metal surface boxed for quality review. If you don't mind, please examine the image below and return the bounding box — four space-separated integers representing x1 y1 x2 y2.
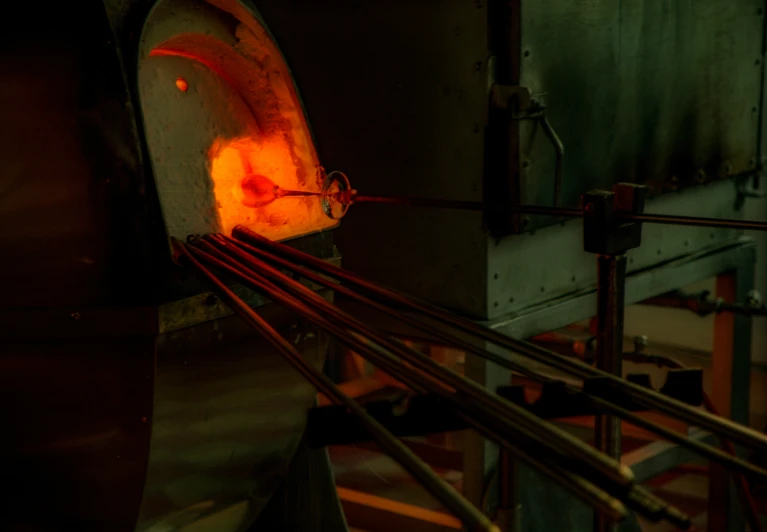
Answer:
518 0 764 223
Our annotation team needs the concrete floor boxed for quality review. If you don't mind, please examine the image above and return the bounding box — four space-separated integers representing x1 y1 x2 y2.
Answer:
328 346 767 532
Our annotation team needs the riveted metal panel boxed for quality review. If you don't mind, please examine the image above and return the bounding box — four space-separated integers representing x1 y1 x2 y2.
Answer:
487 179 743 319
518 0 764 221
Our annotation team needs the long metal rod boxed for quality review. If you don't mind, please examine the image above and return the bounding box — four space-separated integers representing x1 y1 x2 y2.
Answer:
204 239 699 528
214 239 696 529
185 238 631 522
227 235 767 482
200 237 695 527
208 235 634 491
346 194 767 231
174 239 499 532
593 254 627 532
233 226 767 452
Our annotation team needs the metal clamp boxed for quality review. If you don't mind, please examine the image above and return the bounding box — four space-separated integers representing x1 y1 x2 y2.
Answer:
582 184 646 255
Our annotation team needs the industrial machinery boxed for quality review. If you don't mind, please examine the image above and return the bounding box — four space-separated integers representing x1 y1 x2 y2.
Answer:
1 0 766 531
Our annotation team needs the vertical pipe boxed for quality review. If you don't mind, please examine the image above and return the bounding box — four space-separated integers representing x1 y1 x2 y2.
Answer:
496 449 521 532
593 254 627 532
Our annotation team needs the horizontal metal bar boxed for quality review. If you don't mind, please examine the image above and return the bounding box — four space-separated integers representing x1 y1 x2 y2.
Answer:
348 194 767 231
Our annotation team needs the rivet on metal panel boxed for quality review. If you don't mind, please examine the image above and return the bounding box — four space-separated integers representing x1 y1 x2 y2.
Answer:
758 7 764 15
571 276 577 282
540 286 545 293
509 297 515 303
756 58 761 66
494 273 499 280
523 49 531 58
494 301 499 307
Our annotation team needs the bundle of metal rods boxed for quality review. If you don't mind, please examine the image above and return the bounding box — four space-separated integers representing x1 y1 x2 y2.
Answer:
172 228 767 530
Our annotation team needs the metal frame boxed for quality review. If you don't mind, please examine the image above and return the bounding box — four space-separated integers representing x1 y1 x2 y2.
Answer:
463 237 756 529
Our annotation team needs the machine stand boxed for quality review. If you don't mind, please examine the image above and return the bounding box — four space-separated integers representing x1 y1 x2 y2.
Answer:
582 184 647 532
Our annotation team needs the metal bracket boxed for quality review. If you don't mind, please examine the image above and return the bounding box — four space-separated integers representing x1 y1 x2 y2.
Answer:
490 83 532 112
582 183 647 255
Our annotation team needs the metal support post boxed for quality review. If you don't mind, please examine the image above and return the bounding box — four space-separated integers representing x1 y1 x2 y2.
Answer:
594 254 627 469
583 184 647 532
495 449 521 532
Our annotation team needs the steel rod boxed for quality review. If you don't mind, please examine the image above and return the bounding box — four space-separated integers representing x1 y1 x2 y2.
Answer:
353 195 485 211
202 238 695 526
227 234 767 482
343 194 767 231
593 254 627 532
233 226 767 452
208 235 634 491
628 211 767 231
184 238 631 522
197 237 691 526
173 239 499 532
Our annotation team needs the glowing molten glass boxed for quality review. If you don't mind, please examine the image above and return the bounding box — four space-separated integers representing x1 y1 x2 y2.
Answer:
241 173 280 207
209 136 336 240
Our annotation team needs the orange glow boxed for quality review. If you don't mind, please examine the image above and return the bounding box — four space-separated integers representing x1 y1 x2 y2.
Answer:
175 77 189 92
241 173 279 207
209 136 336 240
